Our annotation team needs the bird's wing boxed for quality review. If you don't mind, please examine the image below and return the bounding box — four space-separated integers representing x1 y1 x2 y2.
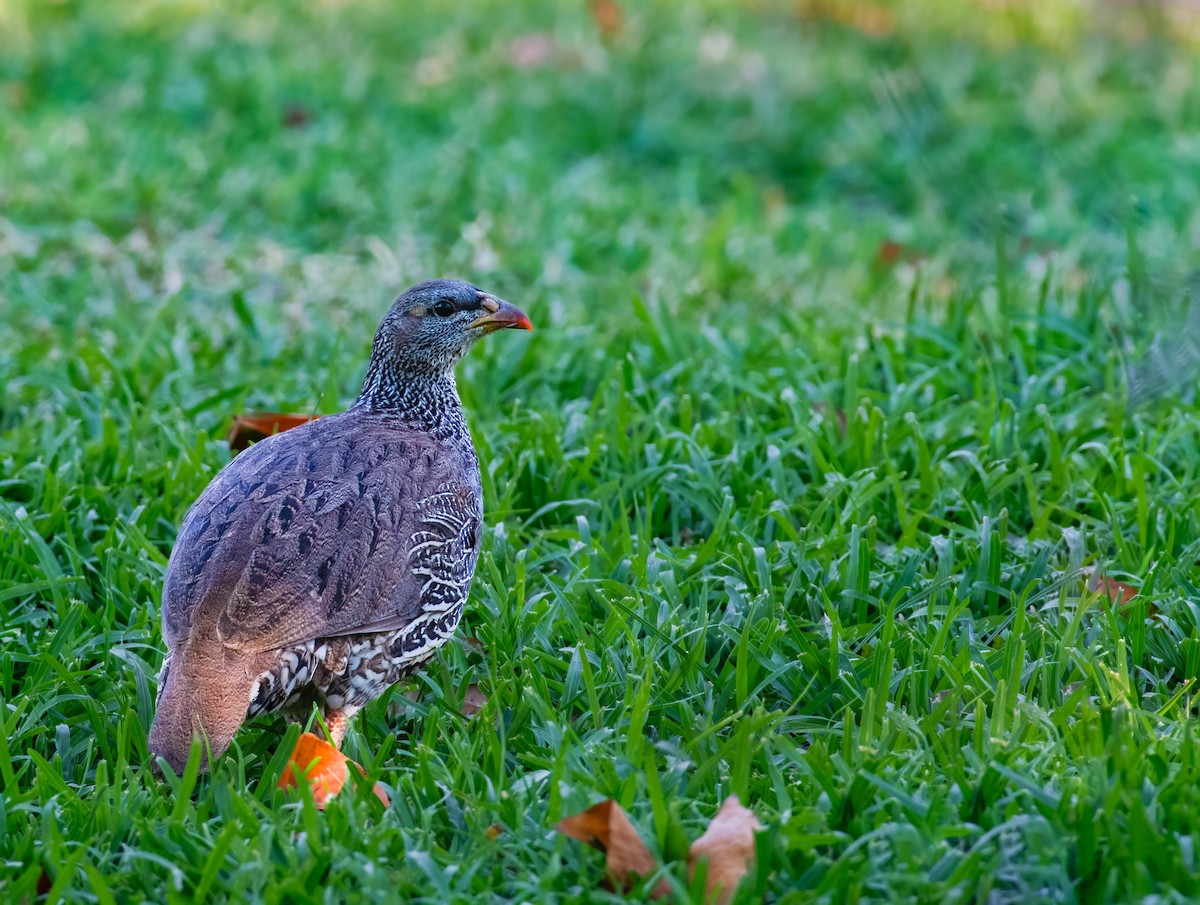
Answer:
161 414 482 654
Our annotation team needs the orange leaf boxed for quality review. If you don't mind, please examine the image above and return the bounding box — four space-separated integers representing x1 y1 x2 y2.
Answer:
688 796 762 905
227 412 318 452
1090 576 1137 605
278 732 389 808
1087 573 1156 615
873 239 927 269
795 0 893 37
556 800 668 896
588 0 624 37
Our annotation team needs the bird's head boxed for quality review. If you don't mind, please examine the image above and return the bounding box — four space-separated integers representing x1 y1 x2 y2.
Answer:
371 279 533 377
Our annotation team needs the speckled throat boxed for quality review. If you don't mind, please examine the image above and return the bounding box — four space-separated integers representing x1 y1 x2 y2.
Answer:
353 357 470 444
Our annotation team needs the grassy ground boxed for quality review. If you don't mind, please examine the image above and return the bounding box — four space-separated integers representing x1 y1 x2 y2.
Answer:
6 0 1200 901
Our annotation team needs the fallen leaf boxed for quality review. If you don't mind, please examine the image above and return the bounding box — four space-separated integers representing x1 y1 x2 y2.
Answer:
556 800 668 896
688 796 761 905
874 239 927 270
278 732 389 808
227 412 318 452
1091 576 1137 605
1086 573 1156 615
795 0 892 37
282 103 313 129
588 0 624 37
461 683 488 717
876 239 902 266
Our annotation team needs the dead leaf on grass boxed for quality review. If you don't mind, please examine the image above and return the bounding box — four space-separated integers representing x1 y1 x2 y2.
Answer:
874 239 927 269
1083 571 1154 614
461 683 488 717
282 103 313 129
277 732 389 808
1089 575 1138 605
228 412 318 452
795 0 893 37
688 796 762 905
556 800 669 896
588 0 624 37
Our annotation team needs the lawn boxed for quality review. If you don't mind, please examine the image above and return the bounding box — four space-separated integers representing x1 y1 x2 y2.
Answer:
6 0 1200 901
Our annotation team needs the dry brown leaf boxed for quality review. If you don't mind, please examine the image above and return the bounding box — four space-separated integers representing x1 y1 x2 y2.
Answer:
588 0 624 37
1087 573 1156 615
278 732 389 808
461 683 488 717
874 239 927 269
228 412 318 452
876 239 902 266
282 103 313 129
688 796 762 905
1089 575 1137 605
795 0 892 37
556 800 668 896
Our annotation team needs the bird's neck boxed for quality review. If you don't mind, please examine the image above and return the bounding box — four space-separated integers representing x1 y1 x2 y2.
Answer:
353 359 466 439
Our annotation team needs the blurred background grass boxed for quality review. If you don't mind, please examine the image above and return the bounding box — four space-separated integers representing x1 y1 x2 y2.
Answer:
6 0 1200 397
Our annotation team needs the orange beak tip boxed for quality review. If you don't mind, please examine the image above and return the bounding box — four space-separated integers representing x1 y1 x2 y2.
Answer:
469 301 535 333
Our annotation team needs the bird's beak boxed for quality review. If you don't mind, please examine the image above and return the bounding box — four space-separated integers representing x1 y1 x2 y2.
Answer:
469 297 534 334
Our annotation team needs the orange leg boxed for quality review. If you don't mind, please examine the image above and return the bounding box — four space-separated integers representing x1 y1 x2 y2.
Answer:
324 709 350 748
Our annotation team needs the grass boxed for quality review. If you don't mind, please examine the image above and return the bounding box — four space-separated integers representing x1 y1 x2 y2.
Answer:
6 0 1200 900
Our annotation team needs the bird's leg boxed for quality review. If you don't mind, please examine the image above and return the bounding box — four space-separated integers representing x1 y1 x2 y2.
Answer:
316 703 360 747
323 709 350 748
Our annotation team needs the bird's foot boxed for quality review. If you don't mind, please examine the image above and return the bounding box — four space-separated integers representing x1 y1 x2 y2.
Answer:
323 709 351 748
278 732 388 808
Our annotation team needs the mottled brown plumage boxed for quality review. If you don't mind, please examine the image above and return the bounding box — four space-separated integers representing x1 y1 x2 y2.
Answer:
148 279 532 773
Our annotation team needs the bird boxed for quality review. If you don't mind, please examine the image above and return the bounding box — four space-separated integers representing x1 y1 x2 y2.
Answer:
147 279 532 776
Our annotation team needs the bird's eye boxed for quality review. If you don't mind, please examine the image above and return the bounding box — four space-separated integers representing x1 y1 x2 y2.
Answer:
432 299 456 317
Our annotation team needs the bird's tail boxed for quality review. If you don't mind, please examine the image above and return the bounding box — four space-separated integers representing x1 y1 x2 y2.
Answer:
147 639 261 774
